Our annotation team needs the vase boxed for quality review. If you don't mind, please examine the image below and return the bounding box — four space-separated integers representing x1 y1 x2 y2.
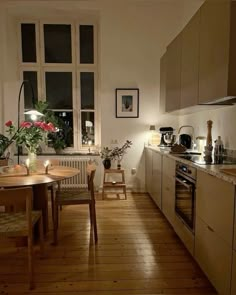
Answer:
117 159 121 170
27 151 38 172
103 158 111 169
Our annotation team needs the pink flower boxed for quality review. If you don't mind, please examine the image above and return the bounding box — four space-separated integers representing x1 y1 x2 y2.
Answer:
5 120 13 127
34 121 43 128
47 122 56 132
20 121 32 128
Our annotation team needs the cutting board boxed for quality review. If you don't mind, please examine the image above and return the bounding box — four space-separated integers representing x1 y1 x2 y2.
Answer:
220 168 236 177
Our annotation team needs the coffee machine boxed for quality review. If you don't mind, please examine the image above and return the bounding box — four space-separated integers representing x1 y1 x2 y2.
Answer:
159 127 175 147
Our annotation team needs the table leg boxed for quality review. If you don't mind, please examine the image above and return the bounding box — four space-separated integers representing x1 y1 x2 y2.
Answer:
33 184 49 234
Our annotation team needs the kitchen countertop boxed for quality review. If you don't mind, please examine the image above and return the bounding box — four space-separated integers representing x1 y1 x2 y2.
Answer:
145 145 236 185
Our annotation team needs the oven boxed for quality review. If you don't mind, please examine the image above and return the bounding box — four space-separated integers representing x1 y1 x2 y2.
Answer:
175 162 196 233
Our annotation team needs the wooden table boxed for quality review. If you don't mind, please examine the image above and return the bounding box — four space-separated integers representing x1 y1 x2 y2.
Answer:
102 169 127 199
0 166 79 233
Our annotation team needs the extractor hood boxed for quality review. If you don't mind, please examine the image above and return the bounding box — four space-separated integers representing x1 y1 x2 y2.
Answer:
198 96 236 106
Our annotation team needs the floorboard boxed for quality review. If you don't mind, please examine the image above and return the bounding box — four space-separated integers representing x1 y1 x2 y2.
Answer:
0 193 217 294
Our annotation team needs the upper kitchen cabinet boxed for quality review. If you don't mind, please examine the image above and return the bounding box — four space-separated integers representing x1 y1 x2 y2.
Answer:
159 53 166 114
181 10 200 108
198 0 236 103
166 33 182 112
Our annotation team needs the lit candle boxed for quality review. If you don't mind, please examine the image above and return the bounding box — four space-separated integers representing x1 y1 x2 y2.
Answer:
88 140 92 154
44 160 50 174
25 158 30 175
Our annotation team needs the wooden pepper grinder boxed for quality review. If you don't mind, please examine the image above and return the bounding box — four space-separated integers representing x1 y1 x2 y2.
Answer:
206 120 213 147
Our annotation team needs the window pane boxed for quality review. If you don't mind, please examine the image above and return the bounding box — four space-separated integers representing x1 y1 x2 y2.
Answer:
81 112 94 145
81 72 94 109
23 71 38 109
21 24 36 62
48 111 74 147
45 72 72 109
80 25 94 64
44 24 72 63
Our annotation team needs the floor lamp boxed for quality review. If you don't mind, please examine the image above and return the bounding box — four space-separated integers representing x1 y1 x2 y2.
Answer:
17 80 44 164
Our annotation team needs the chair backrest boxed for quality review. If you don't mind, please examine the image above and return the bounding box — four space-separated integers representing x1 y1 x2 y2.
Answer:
0 187 33 233
87 164 96 198
0 159 8 167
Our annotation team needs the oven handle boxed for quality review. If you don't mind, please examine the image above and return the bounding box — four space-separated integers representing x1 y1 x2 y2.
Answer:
175 176 193 190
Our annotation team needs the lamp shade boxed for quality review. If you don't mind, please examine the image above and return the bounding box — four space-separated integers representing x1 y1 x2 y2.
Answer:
149 125 156 131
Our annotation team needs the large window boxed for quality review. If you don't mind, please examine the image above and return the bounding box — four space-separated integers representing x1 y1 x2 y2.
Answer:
19 21 98 151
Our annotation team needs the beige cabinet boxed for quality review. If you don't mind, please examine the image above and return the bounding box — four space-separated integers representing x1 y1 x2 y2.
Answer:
195 216 232 295
195 170 235 294
145 147 153 195
199 1 236 103
166 33 181 112
161 156 175 225
159 53 166 114
181 10 200 108
152 151 162 209
232 251 236 295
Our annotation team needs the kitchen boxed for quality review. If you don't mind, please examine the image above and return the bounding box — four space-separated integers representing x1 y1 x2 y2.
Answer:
0 0 236 294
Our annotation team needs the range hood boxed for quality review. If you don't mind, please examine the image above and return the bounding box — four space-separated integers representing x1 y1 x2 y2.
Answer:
198 96 236 106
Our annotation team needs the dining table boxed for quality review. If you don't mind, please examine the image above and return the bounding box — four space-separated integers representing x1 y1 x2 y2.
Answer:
0 165 80 234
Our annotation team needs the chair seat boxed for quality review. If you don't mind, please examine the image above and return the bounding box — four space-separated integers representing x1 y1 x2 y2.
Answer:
0 211 41 236
56 190 91 205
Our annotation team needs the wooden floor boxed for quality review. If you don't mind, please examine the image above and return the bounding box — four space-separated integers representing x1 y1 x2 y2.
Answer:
0 193 217 294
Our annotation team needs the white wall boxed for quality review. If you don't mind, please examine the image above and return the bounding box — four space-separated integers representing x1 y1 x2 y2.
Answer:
0 0 205 191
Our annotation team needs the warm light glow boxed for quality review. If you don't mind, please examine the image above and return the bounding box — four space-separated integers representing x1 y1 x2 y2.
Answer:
88 140 92 146
30 114 37 121
25 158 30 168
44 160 50 168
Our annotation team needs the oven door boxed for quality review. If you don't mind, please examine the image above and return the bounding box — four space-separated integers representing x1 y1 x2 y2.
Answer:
175 173 195 232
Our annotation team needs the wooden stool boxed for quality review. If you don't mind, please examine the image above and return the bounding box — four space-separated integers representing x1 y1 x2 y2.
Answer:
102 169 127 200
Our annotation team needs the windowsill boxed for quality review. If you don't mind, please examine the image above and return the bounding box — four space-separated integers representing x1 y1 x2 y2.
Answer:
16 152 100 156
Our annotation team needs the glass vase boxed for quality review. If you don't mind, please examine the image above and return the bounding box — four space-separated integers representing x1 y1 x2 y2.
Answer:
27 151 38 172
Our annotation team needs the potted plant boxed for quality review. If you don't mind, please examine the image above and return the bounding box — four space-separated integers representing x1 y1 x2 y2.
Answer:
51 136 66 154
111 140 132 169
100 147 113 169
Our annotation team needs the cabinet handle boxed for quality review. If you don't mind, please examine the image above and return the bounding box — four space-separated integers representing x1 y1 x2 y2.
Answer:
207 225 214 232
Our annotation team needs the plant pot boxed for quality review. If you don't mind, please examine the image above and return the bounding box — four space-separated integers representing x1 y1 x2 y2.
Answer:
103 158 111 169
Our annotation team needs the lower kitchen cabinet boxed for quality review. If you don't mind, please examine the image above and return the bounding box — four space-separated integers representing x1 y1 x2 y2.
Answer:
195 170 235 295
145 147 153 195
195 216 232 295
232 251 236 295
161 156 175 226
145 148 162 209
174 215 194 255
152 151 162 209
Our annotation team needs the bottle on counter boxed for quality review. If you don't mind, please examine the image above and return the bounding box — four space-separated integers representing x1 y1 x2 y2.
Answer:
214 136 224 157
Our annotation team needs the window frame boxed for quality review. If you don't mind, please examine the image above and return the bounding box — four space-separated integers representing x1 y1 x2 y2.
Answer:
18 17 100 152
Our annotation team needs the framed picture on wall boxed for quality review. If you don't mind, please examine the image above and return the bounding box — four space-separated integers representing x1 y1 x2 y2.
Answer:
115 88 139 118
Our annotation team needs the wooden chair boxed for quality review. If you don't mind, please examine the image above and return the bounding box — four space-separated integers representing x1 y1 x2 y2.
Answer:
53 164 97 245
0 187 44 289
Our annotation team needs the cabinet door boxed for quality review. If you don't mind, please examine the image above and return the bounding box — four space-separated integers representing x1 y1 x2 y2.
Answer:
198 1 230 103
152 151 162 209
234 192 236 251
181 10 200 108
145 148 153 195
196 170 234 246
160 53 166 114
195 216 232 295
162 156 175 225
232 250 236 295
166 33 181 112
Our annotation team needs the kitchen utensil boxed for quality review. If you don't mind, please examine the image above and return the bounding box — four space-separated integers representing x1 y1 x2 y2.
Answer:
159 127 175 147
179 134 192 149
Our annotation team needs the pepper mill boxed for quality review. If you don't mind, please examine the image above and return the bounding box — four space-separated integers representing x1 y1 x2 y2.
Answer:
206 120 213 147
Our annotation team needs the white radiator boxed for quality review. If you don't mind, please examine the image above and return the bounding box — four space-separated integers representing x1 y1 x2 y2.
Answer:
58 157 90 189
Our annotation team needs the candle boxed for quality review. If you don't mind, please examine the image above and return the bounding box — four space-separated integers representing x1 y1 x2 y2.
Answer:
44 160 50 174
25 158 30 175
88 140 92 154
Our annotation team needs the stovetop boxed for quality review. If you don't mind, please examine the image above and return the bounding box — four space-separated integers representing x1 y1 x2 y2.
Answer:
175 154 236 165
